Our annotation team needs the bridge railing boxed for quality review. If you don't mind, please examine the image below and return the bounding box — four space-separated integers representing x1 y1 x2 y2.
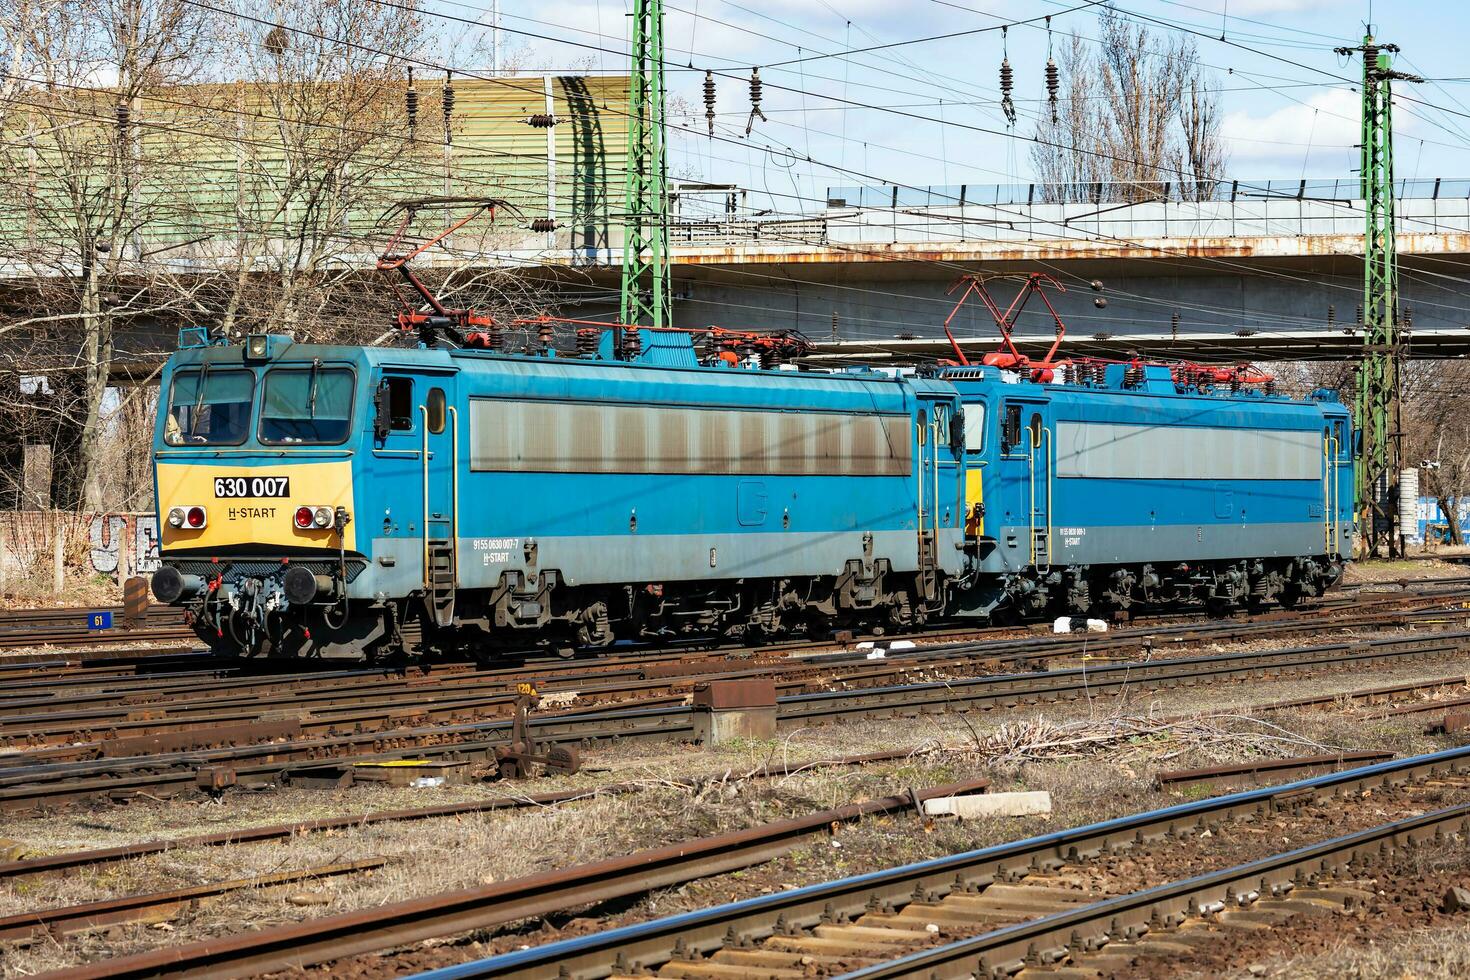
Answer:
667 179 1470 250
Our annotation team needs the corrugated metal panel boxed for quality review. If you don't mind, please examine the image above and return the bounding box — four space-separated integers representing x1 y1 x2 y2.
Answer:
1056 421 1320 481
470 399 911 476
2 75 629 262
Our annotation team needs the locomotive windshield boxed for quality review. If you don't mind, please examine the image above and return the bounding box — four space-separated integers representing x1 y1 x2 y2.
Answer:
164 368 253 445
259 366 355 444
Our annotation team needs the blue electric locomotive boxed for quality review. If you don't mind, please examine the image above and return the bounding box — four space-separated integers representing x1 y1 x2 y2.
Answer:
149 329 1350 660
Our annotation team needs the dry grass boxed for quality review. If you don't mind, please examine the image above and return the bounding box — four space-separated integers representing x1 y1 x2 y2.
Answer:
1255 921 1470 979
1346 551 1470 586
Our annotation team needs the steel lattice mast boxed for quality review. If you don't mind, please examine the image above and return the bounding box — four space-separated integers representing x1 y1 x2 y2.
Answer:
618 0 671 356
1336 34 1421 558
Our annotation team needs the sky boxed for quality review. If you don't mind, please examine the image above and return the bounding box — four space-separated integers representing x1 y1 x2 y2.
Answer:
425 0 1466 215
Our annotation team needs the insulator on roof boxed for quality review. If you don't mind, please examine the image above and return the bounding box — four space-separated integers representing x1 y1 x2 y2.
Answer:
1171 311 1180 341
745 68 767 136
1327 303 1335 327
703 71 717 137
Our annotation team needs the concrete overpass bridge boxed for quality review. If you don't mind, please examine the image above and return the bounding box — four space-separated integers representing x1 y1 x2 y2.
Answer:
14 176 1470 384
589 177 1470 362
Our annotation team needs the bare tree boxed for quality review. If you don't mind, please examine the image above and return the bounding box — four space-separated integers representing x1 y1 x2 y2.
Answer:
1031 9 1227 202
201 0 429 342
0 0 216 510
1031 33 1101 202
1403 361 1470 545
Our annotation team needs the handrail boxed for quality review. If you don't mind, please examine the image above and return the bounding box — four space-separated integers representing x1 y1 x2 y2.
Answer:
1330 433 1342 557
1026 424 1054 572
448 405 459 588
916 417 927 568
420 406 430 590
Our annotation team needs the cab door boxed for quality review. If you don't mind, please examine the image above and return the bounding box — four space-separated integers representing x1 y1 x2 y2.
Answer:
419 378 459 627
999 397 1051 569
916 394 963 600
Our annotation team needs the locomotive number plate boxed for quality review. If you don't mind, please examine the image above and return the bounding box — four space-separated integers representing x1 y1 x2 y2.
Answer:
214 476 290 498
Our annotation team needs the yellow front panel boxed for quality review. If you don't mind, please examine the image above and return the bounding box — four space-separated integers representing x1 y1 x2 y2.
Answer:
965 468 985 537
157 461 357 552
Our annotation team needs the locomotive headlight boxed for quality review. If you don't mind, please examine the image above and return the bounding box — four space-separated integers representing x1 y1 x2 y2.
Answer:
294 506 314 529
167 507 186 528
313 506 333 528
185 506 207 529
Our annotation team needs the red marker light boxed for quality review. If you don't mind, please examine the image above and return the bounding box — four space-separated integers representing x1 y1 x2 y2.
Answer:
186 506 206 528
295 506 313 528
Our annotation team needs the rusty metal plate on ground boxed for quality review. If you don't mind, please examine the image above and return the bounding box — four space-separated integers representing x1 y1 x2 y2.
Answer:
692 678 778 710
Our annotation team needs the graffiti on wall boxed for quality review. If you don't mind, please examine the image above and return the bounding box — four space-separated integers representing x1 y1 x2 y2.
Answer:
88 515 161 575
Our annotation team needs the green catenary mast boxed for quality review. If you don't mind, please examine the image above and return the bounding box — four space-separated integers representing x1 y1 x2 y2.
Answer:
1335 34 1421 558
618 0 671 357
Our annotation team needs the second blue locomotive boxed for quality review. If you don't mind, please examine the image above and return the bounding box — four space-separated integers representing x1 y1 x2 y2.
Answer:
150 330 1352 660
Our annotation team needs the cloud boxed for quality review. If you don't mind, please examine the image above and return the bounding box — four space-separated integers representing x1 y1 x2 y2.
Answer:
1220 88 1366 162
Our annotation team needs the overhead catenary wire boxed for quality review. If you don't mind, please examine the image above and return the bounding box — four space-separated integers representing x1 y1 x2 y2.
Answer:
17 0 1470 352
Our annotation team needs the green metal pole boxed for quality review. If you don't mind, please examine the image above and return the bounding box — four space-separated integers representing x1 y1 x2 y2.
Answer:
618 0 671 357
1338 34 1420 558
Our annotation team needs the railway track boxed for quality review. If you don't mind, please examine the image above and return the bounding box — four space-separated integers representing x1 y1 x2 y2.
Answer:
2 621 1468 813
6 590 1463 732
0 605 194 652
4 601 1455 762
34 739 1470 980
3 573 1462 658
413 745 1470 980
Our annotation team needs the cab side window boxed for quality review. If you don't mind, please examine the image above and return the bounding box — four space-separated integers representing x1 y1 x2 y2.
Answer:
963 404 986 453
385 377 414 431
932 404 950 445
1001 403 1022 453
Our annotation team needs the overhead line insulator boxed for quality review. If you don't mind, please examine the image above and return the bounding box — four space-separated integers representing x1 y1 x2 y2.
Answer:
1045 58 1059 124
745 68 767 136
443 71 456 145
703 70 717 137
406 67 419 139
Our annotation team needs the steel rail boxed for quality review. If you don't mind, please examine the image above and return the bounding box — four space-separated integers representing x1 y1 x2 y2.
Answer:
417 744 1470 980
35 779 993 980
843 803 1470 979
6 603 1459 757
2 626 1467 813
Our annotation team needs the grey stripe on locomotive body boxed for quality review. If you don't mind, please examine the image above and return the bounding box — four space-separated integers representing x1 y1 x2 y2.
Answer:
1055 422 1322 481
468 399 912 477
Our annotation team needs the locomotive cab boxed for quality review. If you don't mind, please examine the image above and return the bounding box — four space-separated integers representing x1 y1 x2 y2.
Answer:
151 334 380 658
